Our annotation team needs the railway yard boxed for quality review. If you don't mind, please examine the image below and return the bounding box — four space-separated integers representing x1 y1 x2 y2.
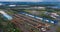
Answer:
0 8 60 32
0 2 60 32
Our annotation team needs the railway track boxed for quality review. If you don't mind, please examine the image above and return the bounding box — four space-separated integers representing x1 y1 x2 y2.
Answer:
17 13 51 25
2 10 50 32
16 14 50 27
11 14 50 32
11 15 30 32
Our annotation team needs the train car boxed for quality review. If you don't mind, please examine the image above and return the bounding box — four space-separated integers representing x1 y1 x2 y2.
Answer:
19 12 58 24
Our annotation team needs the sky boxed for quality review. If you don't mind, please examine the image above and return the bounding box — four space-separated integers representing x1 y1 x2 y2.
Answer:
0 0 41 2
0 0 59 2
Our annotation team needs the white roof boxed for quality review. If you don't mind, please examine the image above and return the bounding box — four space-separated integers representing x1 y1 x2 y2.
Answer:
0 11 12 20
0 3 3 5
45 20 49 22
9 5 16 7
0 11 7 14
41 28 46 31
51 21 54 23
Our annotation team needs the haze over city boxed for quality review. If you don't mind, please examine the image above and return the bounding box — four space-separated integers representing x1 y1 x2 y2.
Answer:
0 0 60 2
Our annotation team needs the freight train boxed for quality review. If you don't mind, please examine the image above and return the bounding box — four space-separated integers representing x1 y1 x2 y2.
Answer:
19 11 58 24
